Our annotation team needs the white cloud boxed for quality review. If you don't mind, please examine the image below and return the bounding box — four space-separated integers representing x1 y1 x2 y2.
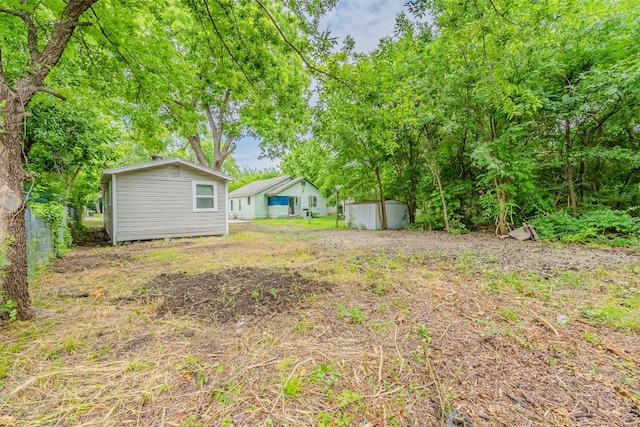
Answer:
320 0 407 53
233 137 280 170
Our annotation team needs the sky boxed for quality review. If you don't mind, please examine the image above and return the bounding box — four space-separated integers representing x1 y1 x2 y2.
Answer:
232 0 408 170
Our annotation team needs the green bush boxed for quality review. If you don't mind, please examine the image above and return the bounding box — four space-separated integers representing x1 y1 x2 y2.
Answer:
29 202 72 256
530 208 640 246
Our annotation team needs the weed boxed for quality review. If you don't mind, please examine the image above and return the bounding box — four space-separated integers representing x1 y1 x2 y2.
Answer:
0 354 8 379
336 303 368 324
212 382 240 406
498 307 520 322
369 321 393 335
268 287 279 298
259 333 275 346
337 389 364 410
486 281 502 294
415 324 432 344
310 361 341 391
580 297 640 331
183 413 203 427
251 288 260 300
196 371 208 387
583 330 603 345
0 299 17 322
282 375 303 398
294 313 314 336
127 359 150 371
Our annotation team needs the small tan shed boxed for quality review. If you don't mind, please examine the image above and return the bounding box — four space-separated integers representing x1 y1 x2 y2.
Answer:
101 158 233 245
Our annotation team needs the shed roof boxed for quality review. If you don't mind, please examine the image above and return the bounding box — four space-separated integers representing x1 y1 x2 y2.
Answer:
229 176 292 197
101 158 233 186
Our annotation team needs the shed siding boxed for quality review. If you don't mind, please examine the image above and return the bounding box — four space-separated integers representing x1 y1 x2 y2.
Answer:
345 200 408 230
384 201 409 230
346 203 380 230
114 165 227 242
103 179 113 238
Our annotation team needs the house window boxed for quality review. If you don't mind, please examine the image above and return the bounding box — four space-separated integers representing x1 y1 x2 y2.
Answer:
238 199 242 211
230 200 234 210
310 196 317 208
192 181 217 212
247 196 251 205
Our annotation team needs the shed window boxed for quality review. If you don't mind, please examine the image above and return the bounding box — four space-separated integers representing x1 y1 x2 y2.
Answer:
192 181 217 212
238 199 242 211
230 200 234 210
247 196 251 205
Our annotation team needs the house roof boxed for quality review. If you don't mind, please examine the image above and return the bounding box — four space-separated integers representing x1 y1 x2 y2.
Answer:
229 176 292 198
265 177 313 196
100 158 233 185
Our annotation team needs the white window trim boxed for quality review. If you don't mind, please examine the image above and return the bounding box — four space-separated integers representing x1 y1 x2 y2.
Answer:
192 181 218 212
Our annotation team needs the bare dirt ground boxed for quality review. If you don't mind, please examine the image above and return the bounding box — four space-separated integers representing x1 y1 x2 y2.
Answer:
1 222 639 426
242 222 639 274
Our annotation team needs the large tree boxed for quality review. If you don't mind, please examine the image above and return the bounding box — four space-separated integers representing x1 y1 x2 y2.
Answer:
1 0 98 320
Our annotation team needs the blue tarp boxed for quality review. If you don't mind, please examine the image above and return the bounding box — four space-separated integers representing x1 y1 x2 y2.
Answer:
268 196 289 206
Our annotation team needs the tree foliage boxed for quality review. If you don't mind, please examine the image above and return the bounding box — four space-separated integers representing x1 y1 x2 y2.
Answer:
301 0 640 235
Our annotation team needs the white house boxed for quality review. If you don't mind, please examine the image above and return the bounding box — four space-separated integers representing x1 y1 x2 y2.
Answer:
101 157 233 245
229 176 327 219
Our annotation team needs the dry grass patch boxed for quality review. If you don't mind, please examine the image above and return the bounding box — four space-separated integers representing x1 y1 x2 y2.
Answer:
0 224 638 426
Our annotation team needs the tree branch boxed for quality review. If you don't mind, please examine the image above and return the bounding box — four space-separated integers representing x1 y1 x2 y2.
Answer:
15 0 98 103
35 87 67 101
204 103 219 141
253 0 352 90
488 0 525 27
201 0 256 90
0 47 6 88
217 88 231 137
0 7 40 60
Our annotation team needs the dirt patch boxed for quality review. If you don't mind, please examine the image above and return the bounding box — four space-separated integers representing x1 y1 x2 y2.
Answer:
236 222 639 275
74 227 111 247
50 250 131 273
140 267 333 322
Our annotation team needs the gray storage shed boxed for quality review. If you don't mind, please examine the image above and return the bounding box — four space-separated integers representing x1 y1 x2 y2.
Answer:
345 200 409 230
101 158 233 245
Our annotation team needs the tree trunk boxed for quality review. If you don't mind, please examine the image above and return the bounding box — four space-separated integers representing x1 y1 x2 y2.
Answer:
432 164 450 233
188 134 210 168
0 97 34 320
0 0 99 321
565 119 577 214
494 176 510 236
375 166 387 230
424 133 450 233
